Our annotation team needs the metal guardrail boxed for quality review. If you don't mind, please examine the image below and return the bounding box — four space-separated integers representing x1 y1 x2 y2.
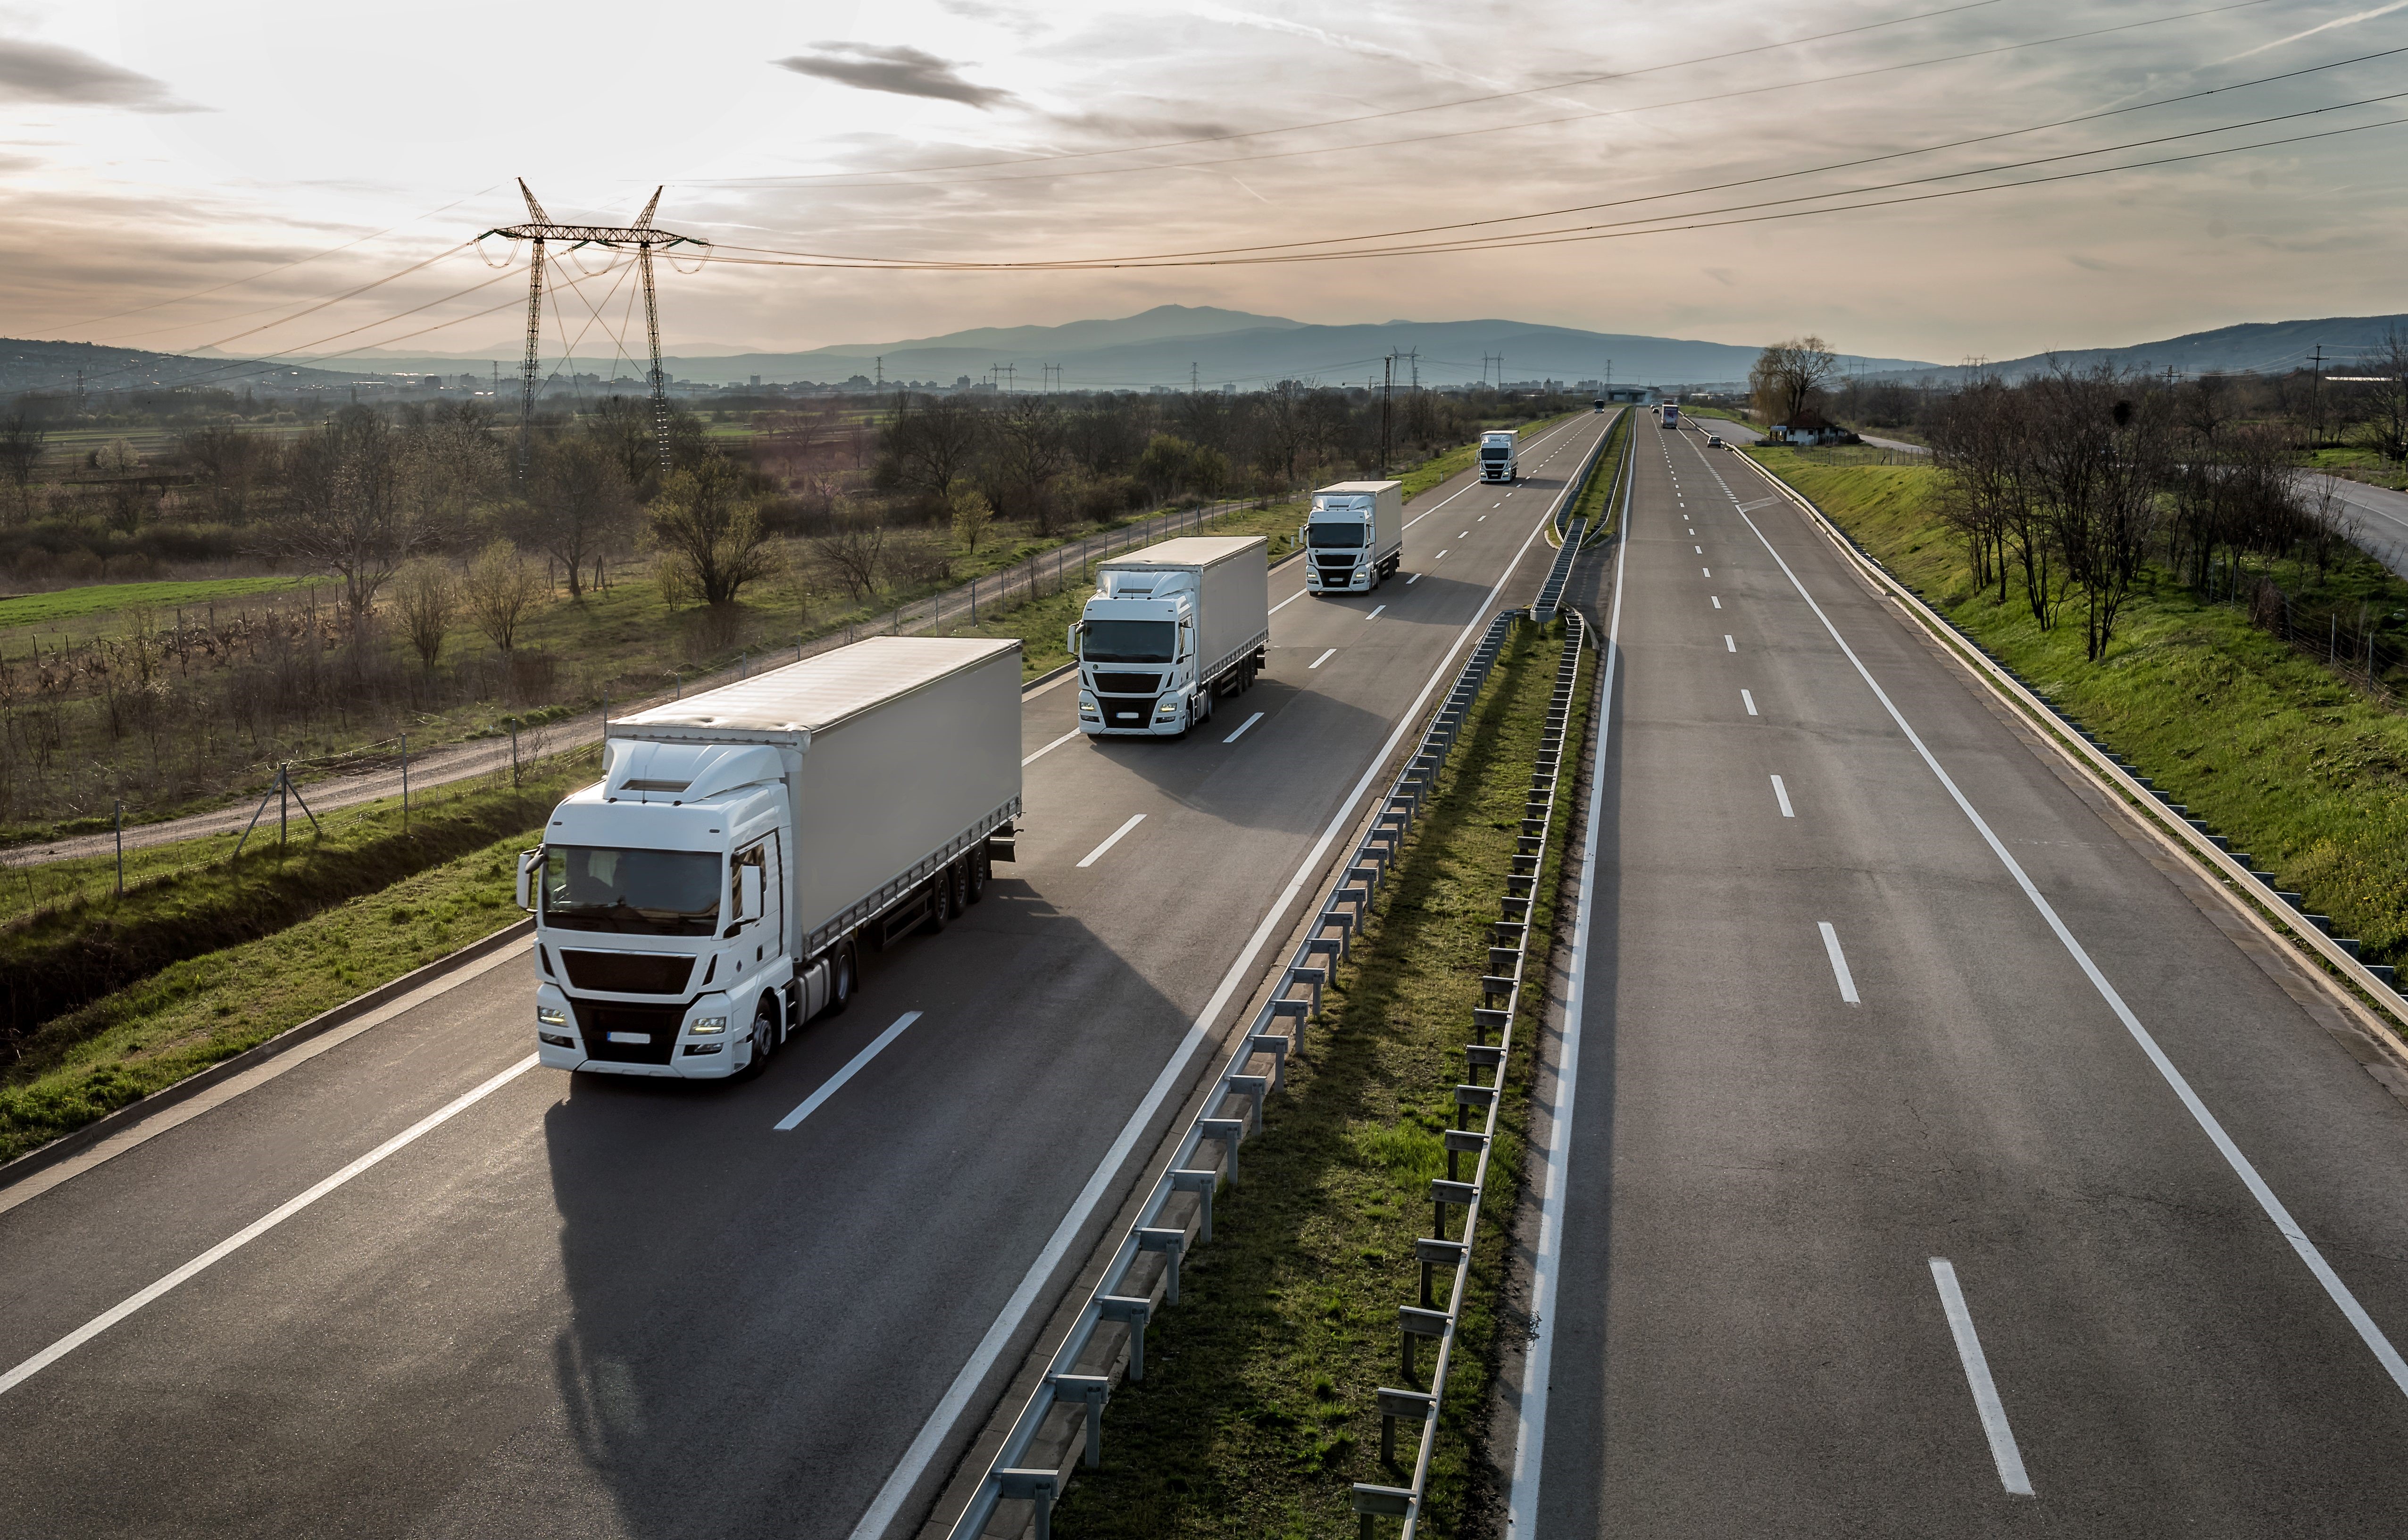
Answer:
1532 526 1584 621
944 609 1528 1540
1351 608 1588 1539
1711 432 2408 1026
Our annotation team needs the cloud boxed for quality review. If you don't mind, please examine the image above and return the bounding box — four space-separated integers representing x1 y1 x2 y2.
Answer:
773 43 1017 108
0 36 200 112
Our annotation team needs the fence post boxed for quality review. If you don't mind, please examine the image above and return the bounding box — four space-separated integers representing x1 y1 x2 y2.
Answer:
510 719 520 786
401 734 409 831
114 798 123 896
279 764 289 849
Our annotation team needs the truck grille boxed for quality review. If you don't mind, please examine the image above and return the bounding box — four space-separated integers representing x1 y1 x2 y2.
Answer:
570 1001 684 1064
560 950 693 995
1093 672 1162 695
1095 693 1158 726
1316 556 1358 576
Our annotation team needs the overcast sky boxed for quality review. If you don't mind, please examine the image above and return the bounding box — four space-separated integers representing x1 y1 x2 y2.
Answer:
3 0 2404 377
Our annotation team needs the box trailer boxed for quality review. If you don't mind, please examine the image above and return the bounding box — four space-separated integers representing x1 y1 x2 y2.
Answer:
519 636 1023 1079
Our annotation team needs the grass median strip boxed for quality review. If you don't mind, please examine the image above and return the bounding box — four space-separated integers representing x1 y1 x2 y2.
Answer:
1053 616 1591 1539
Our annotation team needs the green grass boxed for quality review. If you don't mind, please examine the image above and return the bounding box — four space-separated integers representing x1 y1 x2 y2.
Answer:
1744 451 2408 966
0 822 535 1166
1054 618 1590 1539
0 575 320 629
1566 409 1629 541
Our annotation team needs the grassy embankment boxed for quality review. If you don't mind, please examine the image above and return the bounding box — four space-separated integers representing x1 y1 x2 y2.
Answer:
1563 409 1628 545
1744 448 2408 966
1054 618 1590 1539
0 754 589 1164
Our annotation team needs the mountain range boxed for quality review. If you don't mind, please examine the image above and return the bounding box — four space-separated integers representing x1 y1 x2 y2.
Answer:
9 306 2404 400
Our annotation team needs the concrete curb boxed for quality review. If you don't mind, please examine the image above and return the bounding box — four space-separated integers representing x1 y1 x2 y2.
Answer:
0 917 535 1193
1724 444 2408 1044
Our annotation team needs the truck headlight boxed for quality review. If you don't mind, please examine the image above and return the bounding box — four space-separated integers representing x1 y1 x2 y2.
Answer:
537 1005 567 1027
690 1015 728 1035
1079 695 1100 719
1156 699 1180 717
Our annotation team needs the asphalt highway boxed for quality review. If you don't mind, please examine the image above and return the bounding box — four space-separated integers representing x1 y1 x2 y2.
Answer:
0 411 1614 1540
1511 418 2408 1535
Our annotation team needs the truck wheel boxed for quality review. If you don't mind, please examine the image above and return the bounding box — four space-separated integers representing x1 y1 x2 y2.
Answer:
825 946 856 1017
740 996 778 1079
967 850 988 905
924 872 953 934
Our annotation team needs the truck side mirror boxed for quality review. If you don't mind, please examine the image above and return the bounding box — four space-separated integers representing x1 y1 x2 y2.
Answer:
738 864 763 923
516 849 542 913
1066 622 1080 656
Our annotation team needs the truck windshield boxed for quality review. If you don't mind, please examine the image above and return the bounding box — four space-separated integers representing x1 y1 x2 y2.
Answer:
1307 522 1368 547
1480 447 1509 459
1081 619 1176 663
542 845 722 936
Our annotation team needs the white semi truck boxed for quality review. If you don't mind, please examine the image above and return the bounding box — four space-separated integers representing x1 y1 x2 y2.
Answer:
1073 536 1269 737
1478 429 1519 483
1304 479 1404 595
520 636 1023 1079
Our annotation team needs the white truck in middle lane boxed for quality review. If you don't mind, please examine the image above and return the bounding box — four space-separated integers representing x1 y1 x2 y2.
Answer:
1073 535 1269 738
1304 479 1403 595
1479 428 1520 483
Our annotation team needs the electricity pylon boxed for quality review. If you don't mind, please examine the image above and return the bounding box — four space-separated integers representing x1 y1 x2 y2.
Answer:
482 179 708 477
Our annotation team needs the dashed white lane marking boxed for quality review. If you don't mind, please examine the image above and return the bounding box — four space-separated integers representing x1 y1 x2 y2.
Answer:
1366 605 1387 621
776 1012 922 1131
1406 573 1423 585
1437 550 1450 561
1223 711 1265 744
1818 921 1860 1004
1270 591 1305 614
1770 774 1794 818
1459 530 1469 538
1702 567 1712 577
1309 648 1337 669
1075 813 1147 869
1931 1258 2034 1496
1742 688 1759 716
1711 596 1722 608
1724 635 1736 652
1024 729 1081 766
1695 544 1703 554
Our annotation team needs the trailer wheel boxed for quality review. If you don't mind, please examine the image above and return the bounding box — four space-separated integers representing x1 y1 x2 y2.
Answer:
966 850 988 905
924 871 955 934
825 945 856 1017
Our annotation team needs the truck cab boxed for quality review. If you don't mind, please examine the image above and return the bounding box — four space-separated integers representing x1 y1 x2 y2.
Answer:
1479 430 1519 483
1076 570 1203 735
1303 481 1403 594
527 742 798 1080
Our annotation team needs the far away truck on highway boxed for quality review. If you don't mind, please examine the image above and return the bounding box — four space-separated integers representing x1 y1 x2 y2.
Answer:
1479 428 1519 482
1304 479 1403 595
1073 535 1269 737
521 636 1023 1078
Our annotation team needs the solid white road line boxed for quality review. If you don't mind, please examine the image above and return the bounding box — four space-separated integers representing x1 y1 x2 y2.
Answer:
1741 689 1758 716
1931 1258 2035 1496
1366 605 1387 621
1508 408 1632 1539
0 1052 541 1399
1023 728 1081 766
1406 573 1422 585
1223 711 1265 744
1819 921 1861 1004
1309 648 1337 669
1724 635 1736 652
1075 813 1146 869
775 1013 922 1131
852 468 1593 1540
1736 497 2408 1404
1771 774 1794 817
1270 590 1306 614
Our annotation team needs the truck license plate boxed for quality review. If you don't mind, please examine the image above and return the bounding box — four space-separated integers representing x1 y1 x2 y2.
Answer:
606 1031 651 1045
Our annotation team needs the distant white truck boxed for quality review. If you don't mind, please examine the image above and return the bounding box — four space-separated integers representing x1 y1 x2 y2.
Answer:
1660 403 1682 429
1479 429 1520 483
1304 479 1404 595
1073 536 1269 737
521 636 1023 1079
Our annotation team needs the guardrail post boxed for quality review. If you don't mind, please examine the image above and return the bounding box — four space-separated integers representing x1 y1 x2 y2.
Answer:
1199 1117 1245 1183
996 1469 1058 1540
1136 1227 1187 1304
1353 1483 1414 1540
1442 1129 1485 1183
1098 1295 1151 1380
1247 1033 1290 1093
1429 1178 1477 1239
1375 1388 1434 1468
1415 1238 1466 1309
1053 1373 1110 1468
1397 1306 1450 1384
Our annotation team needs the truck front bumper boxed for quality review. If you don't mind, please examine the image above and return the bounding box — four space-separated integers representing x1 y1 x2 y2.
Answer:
537 985 751 1078
1307 568 1372 591
1080 690 1190 735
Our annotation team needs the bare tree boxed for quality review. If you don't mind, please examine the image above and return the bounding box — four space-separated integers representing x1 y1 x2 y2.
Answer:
177 424 270 522
649 453 781 606
883 392 987 499
1930 377 2017 601
2362 324 2408 463
391 557 457 669
0 413 48 523
989 396 1073 532
810 508 887 601
464 539 545 652
281 406 418 628
517 434 635 600
1750 337 1839 426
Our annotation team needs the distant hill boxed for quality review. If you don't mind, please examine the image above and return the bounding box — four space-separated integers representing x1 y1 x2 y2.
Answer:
0 337 383 396
1984 314 2408 381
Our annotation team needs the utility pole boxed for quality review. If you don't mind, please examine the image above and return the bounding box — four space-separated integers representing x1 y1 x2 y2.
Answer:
2311 344 2325 445
876 355 884 390
1381 353 1395 477
1191 361 1200 394
483 180 707 479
